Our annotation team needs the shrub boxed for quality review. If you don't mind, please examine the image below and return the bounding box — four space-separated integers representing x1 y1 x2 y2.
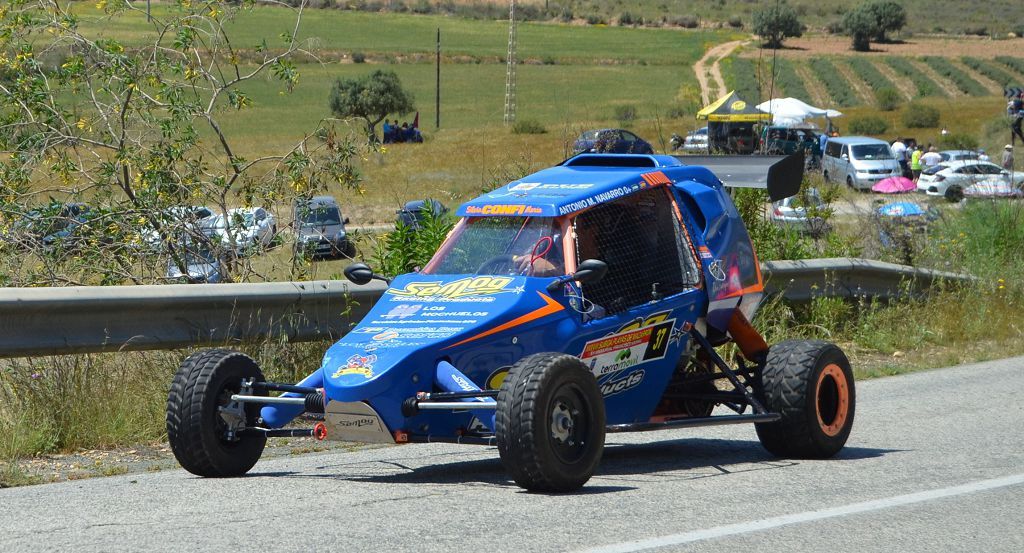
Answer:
901 102 940 128
728 16 743 29
512 119 547 134
668 15 699 28
875 87 902 111
937 133 978 150
614 104 638 124
849 115 889 135
351 51 366 64
962 57 1017 87
618 11 635 26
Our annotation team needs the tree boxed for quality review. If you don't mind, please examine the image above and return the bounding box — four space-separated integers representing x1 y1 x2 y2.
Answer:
752 5 804 49
864 0 907 42
843 6 880 52
329 70 415 142
0 0 366 285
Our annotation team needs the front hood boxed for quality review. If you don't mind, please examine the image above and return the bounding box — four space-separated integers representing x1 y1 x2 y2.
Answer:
321 273 566 401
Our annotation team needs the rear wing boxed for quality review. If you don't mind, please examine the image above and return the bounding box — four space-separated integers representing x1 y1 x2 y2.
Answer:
675 152 804 202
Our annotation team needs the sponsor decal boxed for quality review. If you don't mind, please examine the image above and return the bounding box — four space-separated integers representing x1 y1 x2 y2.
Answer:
709 259 726 281
372 330 399 342
388 276 515 300
558 185 637 215
381 304 422 319
335 417 376 428
730 100 747 111
580 312 675 377
485 366 511 390
698 246 714 260
332 354 377 379
600 370 645 397
465 204 543 216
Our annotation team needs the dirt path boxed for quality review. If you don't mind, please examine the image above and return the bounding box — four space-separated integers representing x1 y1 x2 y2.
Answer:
909 58 961 97
951 58 1003 95
873 59 916 100
694 40 747 105
833 58 876 105
793 62 831 107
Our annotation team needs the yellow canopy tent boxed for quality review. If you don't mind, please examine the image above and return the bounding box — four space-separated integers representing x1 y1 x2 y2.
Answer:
697 91 772 123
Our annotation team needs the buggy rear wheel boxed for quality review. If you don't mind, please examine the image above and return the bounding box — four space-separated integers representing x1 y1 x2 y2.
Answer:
166 349 267 477
496 353 605 492
755 340 855 458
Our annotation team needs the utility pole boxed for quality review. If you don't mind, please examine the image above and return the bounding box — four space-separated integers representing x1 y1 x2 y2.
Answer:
503 0 517 125
435 28 441 129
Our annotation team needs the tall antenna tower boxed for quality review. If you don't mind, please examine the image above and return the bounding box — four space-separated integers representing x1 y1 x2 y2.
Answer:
503 0 518 125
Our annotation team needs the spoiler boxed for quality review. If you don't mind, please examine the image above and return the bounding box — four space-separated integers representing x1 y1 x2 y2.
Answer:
675 152 804 202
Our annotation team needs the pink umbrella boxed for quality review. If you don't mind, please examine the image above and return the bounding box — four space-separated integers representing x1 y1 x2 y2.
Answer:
872 176 916 194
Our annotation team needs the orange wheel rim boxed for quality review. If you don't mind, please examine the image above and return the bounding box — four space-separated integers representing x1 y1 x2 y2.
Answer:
816 364 849 437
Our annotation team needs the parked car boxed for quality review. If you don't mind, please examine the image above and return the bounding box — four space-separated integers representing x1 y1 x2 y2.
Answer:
395 199 448 230
821 136 901 190
142 205 216 251
1 202 92 249
939 150 979 163
680 126 709 153
917 160 1024 201
760 126 819 156
166 245 223 283
203 207 277 255
572 129 654 155
294 196 355 258
769 188 830 236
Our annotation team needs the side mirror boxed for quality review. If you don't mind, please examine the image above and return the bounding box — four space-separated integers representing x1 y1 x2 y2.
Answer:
546 259 608 293
343 217 350 225
344 263 378 285
840 154 849 161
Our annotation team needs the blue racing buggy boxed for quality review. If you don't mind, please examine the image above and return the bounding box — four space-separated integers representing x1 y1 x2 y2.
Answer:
166 153 855 492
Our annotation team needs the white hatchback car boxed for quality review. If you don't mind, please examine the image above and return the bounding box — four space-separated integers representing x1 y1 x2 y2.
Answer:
203 207 277 254
917 160 1024 201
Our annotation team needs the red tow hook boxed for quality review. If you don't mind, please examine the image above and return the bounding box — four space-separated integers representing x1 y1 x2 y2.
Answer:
313 422 328 441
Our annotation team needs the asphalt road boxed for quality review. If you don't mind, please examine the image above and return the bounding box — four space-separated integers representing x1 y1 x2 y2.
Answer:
3 356 1023 552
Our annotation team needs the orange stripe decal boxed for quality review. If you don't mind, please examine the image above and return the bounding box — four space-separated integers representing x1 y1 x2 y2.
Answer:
641 171 671 186
442 291 565 349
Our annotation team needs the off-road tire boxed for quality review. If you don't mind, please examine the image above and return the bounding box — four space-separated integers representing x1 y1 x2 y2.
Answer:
167 349 267 477
755 340 855 458
944 185 964 203
496 353 605 492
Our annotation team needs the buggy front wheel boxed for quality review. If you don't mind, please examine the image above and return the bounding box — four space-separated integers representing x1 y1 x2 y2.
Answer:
166 349 267 477
755 340 855 458
496 353 605 492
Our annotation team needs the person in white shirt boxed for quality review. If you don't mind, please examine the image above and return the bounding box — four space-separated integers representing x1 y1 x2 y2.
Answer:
920 146 942 169
978 149 990 162
891 137 908 177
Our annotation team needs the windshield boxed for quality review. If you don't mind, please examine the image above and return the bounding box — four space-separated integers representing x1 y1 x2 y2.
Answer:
301 206 341 226
851 144 893 160
425 216 564 276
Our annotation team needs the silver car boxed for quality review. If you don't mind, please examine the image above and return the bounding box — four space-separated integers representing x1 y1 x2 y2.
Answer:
917 160 1024 201
769 188 831 236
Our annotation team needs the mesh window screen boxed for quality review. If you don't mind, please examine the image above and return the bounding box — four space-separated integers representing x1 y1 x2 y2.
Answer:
574 187 698 316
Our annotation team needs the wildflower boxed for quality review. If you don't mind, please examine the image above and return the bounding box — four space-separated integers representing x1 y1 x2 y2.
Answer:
31 372 41 379
95 0 107 9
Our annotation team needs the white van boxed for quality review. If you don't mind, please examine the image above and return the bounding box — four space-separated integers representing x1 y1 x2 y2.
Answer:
821 136 901 190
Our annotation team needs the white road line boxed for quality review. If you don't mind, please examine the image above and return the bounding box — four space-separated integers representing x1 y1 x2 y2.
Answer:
580 473 1024 553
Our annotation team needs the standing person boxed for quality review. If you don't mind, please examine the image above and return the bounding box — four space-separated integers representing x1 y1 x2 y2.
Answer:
921 146 942 171
1003 145 1015 171
382 120 392 144
978 149 990 162
891 137 908 178
910 145 923 183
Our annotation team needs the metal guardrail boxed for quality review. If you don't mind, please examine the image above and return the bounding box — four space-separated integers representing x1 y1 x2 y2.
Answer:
0 258 971 358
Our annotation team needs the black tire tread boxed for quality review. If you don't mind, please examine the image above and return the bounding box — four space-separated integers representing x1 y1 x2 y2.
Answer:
755 339 855 459
166 348 266 477
495 352 605 492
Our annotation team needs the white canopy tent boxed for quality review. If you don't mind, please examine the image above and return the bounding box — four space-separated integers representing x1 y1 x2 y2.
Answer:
756 98 843 127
